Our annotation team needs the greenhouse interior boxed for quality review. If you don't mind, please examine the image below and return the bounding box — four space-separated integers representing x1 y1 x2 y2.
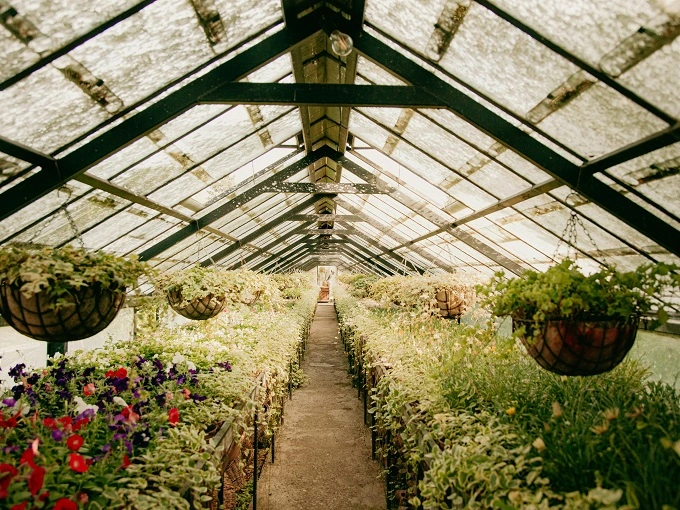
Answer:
1 0 679 508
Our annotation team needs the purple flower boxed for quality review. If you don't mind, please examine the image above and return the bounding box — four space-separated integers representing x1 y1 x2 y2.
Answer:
11 385 25 399
83 367 96 377
217 361 232 372
27 373 39 385
8 363 26 380
124 440 133 454
153 359 163 371
3 445 19 454
191 394 207 402
154 393 166 406
113 433 127 441
2 398 16 407
52 429 64 442
176 375 186 385
110 377 129 393
75 408 95 422
57 388 72 400
101 443 112 453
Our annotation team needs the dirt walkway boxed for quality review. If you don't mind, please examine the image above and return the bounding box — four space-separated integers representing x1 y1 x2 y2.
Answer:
256 303 385 510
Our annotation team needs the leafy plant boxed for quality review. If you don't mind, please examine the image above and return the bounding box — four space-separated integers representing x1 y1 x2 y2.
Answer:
477 260 680 336
154 266 281 309
0 244 152 310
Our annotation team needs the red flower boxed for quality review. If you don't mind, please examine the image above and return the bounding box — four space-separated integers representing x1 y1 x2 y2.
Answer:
105 370 114 378
54 498 78 510
66 434 84 452
0 410 21 429
10 502 27 510
38 491 50 501
115 368 127 379
121 406 139 425
121 454 131 469
0 463 18 499
20 448 36 468
42 417 57 429
68 453 88 473
57 416 73 431
28 466 45 495
83 383 96 396
168 407 180 426
72 417 90 432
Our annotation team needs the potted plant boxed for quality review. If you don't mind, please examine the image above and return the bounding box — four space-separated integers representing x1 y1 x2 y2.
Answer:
0 244 150 342
477 260 679 375
369 273 477 319
155 267 280 320
154 265 230 320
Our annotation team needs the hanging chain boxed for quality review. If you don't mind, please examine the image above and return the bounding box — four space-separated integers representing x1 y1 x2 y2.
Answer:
553 192 604 262
29 186 84 248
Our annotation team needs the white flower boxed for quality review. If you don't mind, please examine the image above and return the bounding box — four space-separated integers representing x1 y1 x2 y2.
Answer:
186 360 196 371
73 396 98 415
172 353 185 365
113 396 128 407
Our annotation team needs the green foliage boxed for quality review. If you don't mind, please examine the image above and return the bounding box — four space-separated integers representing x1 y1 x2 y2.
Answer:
337 273 381 298
0 244 152 310
368 273 478 316
154 266 281 309
477 260 680 338
335 289 680 509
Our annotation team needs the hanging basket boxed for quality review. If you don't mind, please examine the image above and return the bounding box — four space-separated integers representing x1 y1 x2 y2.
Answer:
240 290 263 306
167 290 226 320
513 317 639 376
434 289 466 319
0 281 126 343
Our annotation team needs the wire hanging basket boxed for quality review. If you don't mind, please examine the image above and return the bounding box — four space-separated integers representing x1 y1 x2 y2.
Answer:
513 317 639 376
166 290 227 320
0 281 127 343
434 289 466 319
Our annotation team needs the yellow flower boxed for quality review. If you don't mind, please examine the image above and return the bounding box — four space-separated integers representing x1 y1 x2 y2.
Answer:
506 406 516 416
625 406 644 420
532 437 546 451
552 401 563 418
603 408 620 420
591 421 610 434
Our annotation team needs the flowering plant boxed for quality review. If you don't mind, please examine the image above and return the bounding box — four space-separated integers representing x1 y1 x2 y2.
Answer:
0 290 316 508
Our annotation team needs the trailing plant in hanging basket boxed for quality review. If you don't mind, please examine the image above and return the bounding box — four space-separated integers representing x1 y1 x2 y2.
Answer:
478 260 680 375
155 265 230 320
155 267 281 320
0 244 150 342
369 273 477 319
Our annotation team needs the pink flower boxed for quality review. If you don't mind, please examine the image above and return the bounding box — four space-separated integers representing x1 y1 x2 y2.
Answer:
168 407 180 426
68 453 88 473
66 434 84 452
83 383 96 396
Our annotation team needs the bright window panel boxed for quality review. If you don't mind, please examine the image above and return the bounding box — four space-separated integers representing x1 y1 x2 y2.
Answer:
0 152 32 187
356 56 406 85
67 0 212 107
0 66 110 153
356 107 404 130
86 136 159 180
0 182 91 243
491 0 666 68
495 149 554 185
467 217 546 267
466 161 533 200
365 0 448 56
536 83 668 159
81 206 159 250
619 38 680 119
419 109 497 153
0 30 39 82
606 141 680 221
439 3 579 115
242 54 292 83
348 111 390 148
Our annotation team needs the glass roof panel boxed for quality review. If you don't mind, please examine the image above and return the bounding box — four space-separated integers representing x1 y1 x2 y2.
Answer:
0 152 32 187
80 206 158 251
356 56 407 85
105 215 175 255
0 66 110 153
438 3 579 115
0 29 40 82
66 0 211 107
490 0 667 68
536 83 668 159
242 54 292 83
619 38 680 119
111 150 185 196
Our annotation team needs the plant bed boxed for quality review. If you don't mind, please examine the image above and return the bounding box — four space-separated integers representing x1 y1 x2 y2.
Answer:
0 290 316 509
0 245 150 342
335 290 680 509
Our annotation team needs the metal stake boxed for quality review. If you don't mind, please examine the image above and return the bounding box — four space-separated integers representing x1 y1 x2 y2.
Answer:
253 411 258 510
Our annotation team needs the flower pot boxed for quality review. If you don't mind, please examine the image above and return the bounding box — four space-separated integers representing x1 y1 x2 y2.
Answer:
434 289 465 319
167 290 226 320
0 281 126 342
513 317 639 376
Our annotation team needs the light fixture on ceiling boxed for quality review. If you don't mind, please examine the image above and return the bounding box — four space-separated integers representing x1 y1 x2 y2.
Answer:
330 30 353 57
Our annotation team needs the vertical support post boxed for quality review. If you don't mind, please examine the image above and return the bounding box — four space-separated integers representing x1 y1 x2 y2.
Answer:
288 360 293 399
271 431 275 464
363 385 368 425
253 411 258 510
47 342 67 358
371 406 376 460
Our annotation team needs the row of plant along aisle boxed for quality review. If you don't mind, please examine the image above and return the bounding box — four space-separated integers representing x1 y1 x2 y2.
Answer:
336 269 680 509
0 273 316 509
